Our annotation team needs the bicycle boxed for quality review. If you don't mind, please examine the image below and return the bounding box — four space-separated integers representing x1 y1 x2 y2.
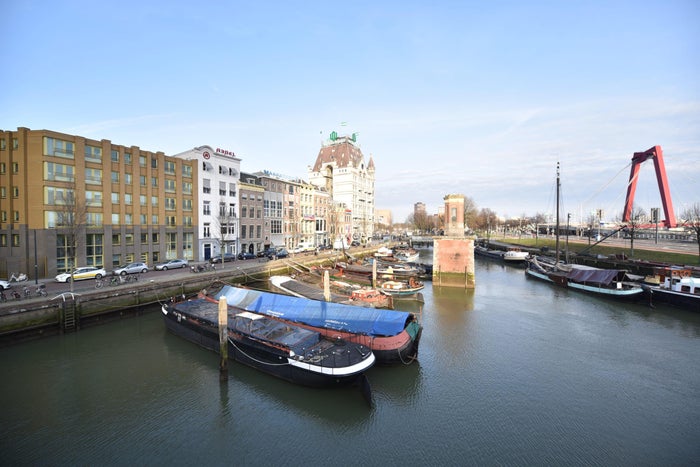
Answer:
95 278 105 288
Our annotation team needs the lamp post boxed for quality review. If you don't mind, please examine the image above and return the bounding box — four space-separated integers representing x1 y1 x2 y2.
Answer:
34 230 38 285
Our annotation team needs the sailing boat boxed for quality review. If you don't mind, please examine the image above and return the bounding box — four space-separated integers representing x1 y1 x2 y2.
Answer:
525 163 644 299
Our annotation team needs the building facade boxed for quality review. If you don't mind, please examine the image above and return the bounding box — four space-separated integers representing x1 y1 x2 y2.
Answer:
171 145 240 261
308 132 375 244
0 127 197 279
238 172 265 255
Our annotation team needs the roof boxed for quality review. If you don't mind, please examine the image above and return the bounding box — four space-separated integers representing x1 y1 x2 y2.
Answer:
311 137 366 172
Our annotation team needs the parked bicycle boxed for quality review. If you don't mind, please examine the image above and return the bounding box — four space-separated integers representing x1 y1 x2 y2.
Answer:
35 284 48 297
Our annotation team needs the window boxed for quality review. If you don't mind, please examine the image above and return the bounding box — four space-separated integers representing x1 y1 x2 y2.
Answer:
44 162 75 182
165 198 176 210
111 193 119 204
124 152 132 164
140 214 147 224
12 234 20 247
140 175 146 187
164 161 175 175
182 164 192 177
151 196 158 207
43 137 74 159
125 193 132 205
0 234 6 246
203 178 211 194
152 233 159 243
151 215 158 224
0 211 6 222
13 211 19 222
0 187 5 198
112 214 120 224
151 157 158 169
10 163 17 175
242 206 247 218
85 167 102 184
85 145 102 162
125 214 133 225
183 232 194 260
182 181 192 194
111 149 119 163
271 219 282 234
182 199 192 211
125 173 132 185
166 216 176 226
229 183 236 197
112 234 121 245
141 233 148 244
219 181 226 196
85 190 102 207
183 216 192 226
151 177 158 188
166 232 177 257
140 195 146 206
86 212 103 227
203 201 210 216
203 224 210 237
164 179 176 192
85 234 104 267
139 155 146 167
44 187 75 205
0 162 4 173
125 234 134 245
111 171 119 183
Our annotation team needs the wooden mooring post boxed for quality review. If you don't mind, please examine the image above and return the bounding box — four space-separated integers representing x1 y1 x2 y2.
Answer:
218 296 228 381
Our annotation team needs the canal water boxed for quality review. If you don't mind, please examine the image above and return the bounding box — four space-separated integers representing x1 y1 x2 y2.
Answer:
1 255 699 466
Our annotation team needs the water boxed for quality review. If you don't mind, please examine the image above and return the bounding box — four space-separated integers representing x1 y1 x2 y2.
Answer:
1 257 699 466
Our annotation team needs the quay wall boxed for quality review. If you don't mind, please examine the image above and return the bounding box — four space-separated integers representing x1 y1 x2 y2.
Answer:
0 249 386 346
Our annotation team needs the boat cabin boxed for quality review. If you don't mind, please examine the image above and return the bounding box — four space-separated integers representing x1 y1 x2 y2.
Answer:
653 267 700 294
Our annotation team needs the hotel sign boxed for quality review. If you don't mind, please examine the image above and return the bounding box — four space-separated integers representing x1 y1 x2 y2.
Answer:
217 148 236 157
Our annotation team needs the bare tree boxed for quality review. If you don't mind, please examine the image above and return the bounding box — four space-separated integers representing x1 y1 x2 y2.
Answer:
623 205 646 258
213 199 238 256
56 184 87 292
681 203 700 261
463 196 478 231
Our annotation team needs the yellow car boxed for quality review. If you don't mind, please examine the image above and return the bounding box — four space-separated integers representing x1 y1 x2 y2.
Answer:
55 267 108 283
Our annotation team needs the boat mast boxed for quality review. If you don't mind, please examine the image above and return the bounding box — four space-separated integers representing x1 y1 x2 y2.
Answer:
555 162 560 264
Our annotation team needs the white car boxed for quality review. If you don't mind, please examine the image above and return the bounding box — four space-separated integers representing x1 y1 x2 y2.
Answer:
55 267 107 283
154 259 189 270
0 279 11 290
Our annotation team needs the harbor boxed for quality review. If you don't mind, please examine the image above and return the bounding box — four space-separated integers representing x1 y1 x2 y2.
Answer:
1 251 698 466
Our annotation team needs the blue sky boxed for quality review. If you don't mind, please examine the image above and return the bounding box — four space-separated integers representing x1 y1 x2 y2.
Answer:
2 0 698 224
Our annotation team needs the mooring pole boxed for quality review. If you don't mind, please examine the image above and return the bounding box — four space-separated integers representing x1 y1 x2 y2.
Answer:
323 270 331 302
218 296 228 381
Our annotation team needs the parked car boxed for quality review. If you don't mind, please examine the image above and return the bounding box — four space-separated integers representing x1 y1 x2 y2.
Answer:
267 248 289 259
113 262 149 276
0 279 12 290
351 240 361 247
155 259 189 270
258 247 278 258
55 267 107 283
210 253 236 264
237 252 256 260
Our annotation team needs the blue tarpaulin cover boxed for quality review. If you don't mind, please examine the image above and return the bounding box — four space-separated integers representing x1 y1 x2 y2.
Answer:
214 285 410 337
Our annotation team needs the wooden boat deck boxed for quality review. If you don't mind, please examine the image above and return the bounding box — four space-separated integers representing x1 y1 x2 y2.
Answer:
274 276 348 302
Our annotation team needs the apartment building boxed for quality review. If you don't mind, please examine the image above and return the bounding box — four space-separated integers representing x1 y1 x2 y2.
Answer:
0 127 197 279
308 132 375 244
171 145 240 261
238 172 265 255
255 171 286 250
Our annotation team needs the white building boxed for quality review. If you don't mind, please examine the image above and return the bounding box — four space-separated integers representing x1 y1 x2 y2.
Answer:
172 145 241 261
308 133 375 244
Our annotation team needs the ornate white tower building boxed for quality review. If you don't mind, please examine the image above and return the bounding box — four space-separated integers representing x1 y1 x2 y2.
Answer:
308 132 375 244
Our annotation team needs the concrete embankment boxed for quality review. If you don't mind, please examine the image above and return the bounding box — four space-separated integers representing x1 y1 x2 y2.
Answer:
0 253 347 346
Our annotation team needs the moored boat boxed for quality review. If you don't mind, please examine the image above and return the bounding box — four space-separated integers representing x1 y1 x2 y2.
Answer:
643 266 700 312
378 277 425 297
526 256 644 299
503 247 530 264
162 299 375 387
214 285 423 365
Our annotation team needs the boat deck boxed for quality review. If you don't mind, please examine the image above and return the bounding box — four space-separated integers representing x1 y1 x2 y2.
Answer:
273 276 349 302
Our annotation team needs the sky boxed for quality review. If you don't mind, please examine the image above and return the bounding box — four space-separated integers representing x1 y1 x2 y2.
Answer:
2 0 698 224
